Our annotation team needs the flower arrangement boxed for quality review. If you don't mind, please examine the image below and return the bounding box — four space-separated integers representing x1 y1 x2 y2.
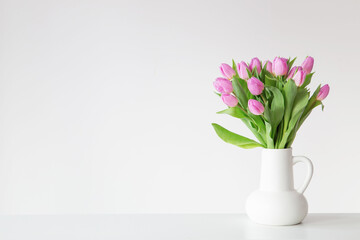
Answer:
212 56 330 149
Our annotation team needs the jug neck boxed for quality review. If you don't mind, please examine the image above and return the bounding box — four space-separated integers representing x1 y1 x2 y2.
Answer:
259 148 294 191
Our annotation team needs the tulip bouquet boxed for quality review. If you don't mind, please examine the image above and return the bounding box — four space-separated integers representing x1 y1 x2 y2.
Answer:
212 56 329 149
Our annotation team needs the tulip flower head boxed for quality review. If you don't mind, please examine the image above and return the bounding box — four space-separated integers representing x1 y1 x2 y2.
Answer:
247 77 264 95
221 94 238 107
302 56 314 74
293 69 306 87
248 99 264 115
316 84 330 101
280 57 288 64
287 66 303 79
220 63 236 79
265 60 272 73
213 78 233 94
272 57 288 76
237 61 250 80
249 57 262 74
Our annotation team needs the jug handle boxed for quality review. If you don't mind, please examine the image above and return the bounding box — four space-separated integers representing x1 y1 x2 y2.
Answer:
292 156 313 194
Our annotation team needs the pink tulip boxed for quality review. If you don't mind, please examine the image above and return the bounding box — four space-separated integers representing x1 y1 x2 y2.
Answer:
213 78 233 94
280 57 288 63
301 56 314 74
237 61 250 80
247 77 264 95
272 57 288 76
249 57 262 74
265 60 272 73
272 57 288 65
221 94 238 107
287 66 303 79
248 99 264 115
293 69 306 87
316 84 330 101
220 63 236 79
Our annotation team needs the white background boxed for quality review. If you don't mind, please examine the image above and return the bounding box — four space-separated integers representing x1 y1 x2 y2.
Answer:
0 0 359 214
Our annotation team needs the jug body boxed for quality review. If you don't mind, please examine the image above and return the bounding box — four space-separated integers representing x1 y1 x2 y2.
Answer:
245 148 313 225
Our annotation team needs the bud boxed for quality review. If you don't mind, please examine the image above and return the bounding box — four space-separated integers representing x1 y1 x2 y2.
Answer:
265 60 272 73
316 84 330 101
249 57 262 74
213 78 233 94
237 61 250 80
248 99 264 115
293 69 306 87
247 77 264 95
220 63 236 79
272 57 288 76
221 94 238 107
301 56 314 74
287 66 303 79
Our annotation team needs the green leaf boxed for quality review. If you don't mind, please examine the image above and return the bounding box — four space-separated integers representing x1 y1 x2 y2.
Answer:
232 59 239 77
265 121 274 149
264 86 285 132
244 112 267 146
241 118 266 146
217 107 247 119
297 98 322 131
214 91 221 97
307 84 321 110
260 62 267 80
275 121 284 148
232 78 248 109
246 68 252 79
253 67 260 78
216 107 266 146
264 101 271 122
286 87 322 148
212 123 263 149
234 75 251 99
247 113 266 135
291 88 309 122
297 84 321 128
287 57 297 70
287 104 318 148
265 74 277 87
282 79 297 131
232 59 237 71
302 72 314 88
278 88 309 148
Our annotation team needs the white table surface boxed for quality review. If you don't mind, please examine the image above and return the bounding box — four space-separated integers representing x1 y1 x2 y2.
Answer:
0 214 359 240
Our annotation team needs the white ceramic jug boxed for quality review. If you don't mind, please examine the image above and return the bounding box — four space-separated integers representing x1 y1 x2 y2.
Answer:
245 148 313 226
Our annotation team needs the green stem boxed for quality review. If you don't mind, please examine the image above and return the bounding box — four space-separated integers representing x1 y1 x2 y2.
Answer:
237 104 246 113
260 94 266 104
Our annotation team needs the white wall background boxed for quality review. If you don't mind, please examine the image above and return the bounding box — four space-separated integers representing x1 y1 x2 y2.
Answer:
0 0 359 214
